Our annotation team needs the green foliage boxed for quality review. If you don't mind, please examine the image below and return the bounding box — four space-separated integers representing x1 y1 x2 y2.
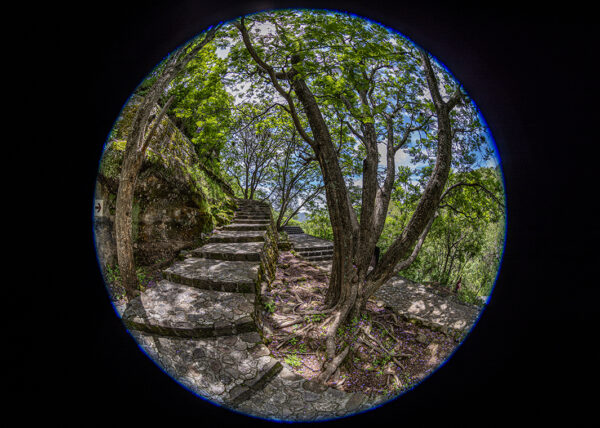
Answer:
103 264 152 293
307 313 325 323
284 353 302 368
392 166 505 304
167 42 233 169
301 207 333 241
263 300 276 313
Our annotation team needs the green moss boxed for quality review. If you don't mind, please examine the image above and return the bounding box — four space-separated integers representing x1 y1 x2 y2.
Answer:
132 202 140 241
99 97 236 254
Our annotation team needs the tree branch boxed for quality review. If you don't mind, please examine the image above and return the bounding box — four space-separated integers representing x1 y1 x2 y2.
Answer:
440 181 505 212
140 96 174 154
234 17 315 147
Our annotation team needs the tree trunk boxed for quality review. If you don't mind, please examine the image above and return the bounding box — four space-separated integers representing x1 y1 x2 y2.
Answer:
115 152 143 295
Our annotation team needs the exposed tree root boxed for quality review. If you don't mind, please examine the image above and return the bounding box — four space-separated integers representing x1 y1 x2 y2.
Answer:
317 344 350 382
266 251 460 395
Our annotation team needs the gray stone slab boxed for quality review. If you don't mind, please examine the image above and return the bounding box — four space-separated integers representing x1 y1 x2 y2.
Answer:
129 330 282 406
232 218 270 224
374 276 481 337
301 255 333 262
208 230 266 243
288 233 334 251
297 249 334 257
191 242 264 261
122 280 256 337
231 366 382 421
163 258 260 293
224 223 269 231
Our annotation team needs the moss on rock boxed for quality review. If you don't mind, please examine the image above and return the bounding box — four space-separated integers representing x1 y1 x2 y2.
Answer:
95 96 235 267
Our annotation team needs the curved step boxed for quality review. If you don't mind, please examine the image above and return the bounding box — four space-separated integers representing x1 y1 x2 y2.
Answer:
232 218 270 224
191 242 264 261
208 230 266 243
163 258 260 293
130 329 283 406
302 255 333 262
295 244 334 252
232 366 376 421
224 223 269 231
122 280 256 337
297 249 334 257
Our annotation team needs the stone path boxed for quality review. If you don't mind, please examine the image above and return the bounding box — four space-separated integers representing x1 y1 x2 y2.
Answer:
118 199 378 421
374 277 481 339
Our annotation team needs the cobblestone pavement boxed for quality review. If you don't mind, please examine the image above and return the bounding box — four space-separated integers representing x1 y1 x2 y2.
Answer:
119 200 383 422
374 277 481 338
306 258 481 338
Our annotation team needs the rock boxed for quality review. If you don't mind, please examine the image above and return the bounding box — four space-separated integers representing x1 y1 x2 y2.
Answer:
416 333 429 344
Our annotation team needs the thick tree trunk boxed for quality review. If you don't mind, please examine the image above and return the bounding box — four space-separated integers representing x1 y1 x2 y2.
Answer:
115 152 144 295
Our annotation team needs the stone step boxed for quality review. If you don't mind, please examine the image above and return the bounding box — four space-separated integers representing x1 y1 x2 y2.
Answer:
122 280 256 338
231 365 374 421
282 226 304 234
163 258 260 293
224 223 269 231
130 329 283 407
235 199 268 205
234 212 271 220
232 218 271 224
301 255 333 262
191 242 264 262
234 211 270 216
297 249 334 257
208 230 266 243
294 244 334 252
235 204 270 210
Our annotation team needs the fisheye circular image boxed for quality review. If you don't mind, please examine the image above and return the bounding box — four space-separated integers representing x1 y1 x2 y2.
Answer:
93 8 505 422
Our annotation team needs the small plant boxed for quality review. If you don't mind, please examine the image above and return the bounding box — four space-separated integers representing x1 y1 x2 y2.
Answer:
264 301 276 313
136 267 150 287
104 264 120 285
284 353 302 368
289 337 298 346
310 314 324 323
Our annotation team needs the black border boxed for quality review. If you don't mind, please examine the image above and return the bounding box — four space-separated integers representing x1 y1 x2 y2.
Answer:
36 0 598 425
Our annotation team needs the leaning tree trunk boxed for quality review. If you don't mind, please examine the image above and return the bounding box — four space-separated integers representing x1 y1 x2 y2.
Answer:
115 151 144 296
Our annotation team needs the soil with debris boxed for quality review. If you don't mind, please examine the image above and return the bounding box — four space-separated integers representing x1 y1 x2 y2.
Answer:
263 251 461 397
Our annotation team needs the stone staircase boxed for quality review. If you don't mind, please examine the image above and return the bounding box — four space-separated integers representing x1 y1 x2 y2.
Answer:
282 225 304 234
288 233 334 262
119 198 376 421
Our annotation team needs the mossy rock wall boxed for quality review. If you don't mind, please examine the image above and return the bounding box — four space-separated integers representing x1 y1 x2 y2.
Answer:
250 200 279 340
95 96 235 268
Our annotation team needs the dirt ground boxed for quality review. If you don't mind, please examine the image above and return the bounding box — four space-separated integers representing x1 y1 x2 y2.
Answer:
262 251 461 397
